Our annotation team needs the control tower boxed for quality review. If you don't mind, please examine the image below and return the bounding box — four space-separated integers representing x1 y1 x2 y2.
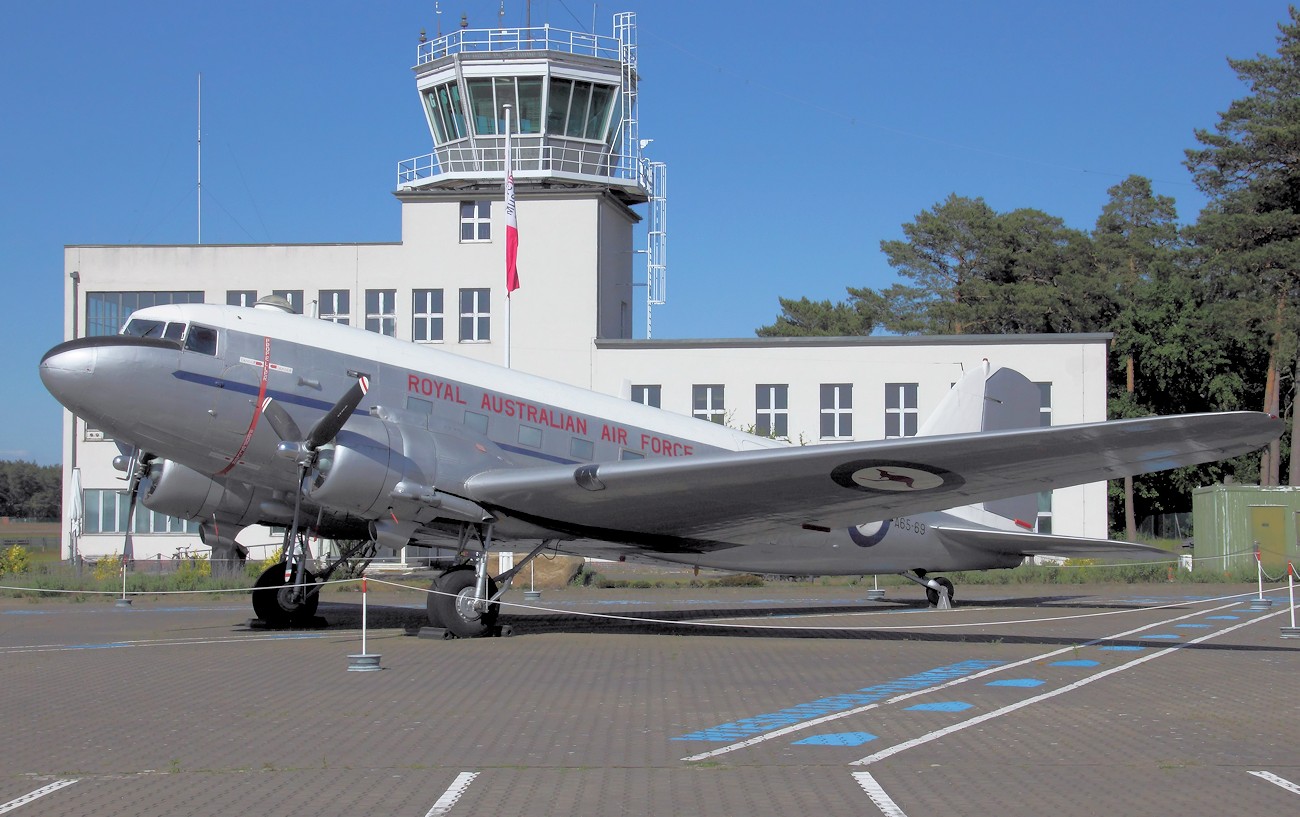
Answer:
396 11 667 353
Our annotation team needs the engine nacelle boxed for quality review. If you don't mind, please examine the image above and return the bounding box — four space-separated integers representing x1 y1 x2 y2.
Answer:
307 419 439 519
139 459 256 523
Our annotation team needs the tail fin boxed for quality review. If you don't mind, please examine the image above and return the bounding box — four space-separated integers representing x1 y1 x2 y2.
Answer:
919 360 1041 527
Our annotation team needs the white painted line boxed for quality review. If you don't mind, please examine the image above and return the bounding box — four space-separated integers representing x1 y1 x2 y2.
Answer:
681 599 1246 762
852 771 909 817
852 608 1289 766
0 780 78 814
424 771 479 816
1248 770 1300 796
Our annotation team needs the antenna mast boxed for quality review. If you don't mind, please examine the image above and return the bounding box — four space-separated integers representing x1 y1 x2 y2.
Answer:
197 72 202 244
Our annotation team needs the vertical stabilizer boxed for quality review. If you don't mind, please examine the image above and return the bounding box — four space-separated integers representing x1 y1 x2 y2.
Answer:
920 362 1042 527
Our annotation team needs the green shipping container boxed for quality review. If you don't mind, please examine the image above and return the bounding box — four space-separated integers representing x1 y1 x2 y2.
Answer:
1191 484 1299 575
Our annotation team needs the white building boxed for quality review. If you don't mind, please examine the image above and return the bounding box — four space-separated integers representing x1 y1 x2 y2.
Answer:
56 13 1112 564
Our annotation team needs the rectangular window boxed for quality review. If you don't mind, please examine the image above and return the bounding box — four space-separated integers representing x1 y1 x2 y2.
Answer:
86 291 204 337
1036 382 1052 427
884 383 917 438
460 200 491 242
570 437 595 460
319 290 350 325
1036 491 1053 534
464 411 489 434
183 324 218 356
693 385 726 424
82 489 199 534
821 383 854 439
518 425 543 447
226 290 256 307
413 289 445 342
631 385 661 408
459 288 490 342
272 289 304 314
365 289 397 336
755 384 789 438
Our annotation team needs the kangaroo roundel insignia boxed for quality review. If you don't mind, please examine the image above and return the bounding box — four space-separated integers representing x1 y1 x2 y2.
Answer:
830 460 962 493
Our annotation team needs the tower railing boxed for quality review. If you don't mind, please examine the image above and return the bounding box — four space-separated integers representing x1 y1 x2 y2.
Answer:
417 25 619 65
398 138 649 190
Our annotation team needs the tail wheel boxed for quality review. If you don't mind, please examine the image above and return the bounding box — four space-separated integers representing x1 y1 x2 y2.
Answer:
252 561 320 628
925 576 955 606
429 567 499 638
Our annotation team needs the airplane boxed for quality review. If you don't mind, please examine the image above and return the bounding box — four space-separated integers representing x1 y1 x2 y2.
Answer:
40 297 1281 636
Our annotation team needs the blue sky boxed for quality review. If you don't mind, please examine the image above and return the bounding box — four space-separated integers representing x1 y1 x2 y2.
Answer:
1 1 1291 465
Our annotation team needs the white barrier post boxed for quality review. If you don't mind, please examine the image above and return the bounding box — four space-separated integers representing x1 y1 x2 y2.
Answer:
1251 547 1274 610
1283 561 1299 638
348 576 382 671
114 558 131 608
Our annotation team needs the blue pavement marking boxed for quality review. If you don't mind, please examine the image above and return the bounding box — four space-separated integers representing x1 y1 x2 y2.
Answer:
1051 659 1100 667
905 701 973 713
1100 645 1146 651
1206 615 1239 620
1140 634 1181 639
1175 623 1211 629
671 659 1002 742
986 679 1045 688
792 732 878 747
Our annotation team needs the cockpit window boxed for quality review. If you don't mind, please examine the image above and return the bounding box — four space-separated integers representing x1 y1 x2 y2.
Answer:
183 324 218 356
122 319 164 338
163 322 186 341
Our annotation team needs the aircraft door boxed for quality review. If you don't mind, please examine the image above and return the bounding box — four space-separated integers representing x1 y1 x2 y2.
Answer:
1248 505 1287 575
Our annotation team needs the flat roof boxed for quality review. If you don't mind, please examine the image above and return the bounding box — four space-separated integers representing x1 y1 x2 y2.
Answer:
596 333 1113 350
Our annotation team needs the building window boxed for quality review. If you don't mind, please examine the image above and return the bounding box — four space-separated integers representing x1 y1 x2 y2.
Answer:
272 290 304 314
459 288 490 342
631 385 661 408
693 385 725 424
86 291 204 337
884 383 917 438
319 290 350 325
82 489 199 535
413 289 444 342
460 201 491 242
1036 491 1053 534
756 384 789 438
227 290 256 307
1036 382 1052 427
365 289 397 336
821 383 854 439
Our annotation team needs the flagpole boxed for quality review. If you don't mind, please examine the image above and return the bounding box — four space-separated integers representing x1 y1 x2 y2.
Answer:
502 103 518 368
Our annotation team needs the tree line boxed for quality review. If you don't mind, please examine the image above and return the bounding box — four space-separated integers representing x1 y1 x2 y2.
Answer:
757 8 1300 536
0 461 60 520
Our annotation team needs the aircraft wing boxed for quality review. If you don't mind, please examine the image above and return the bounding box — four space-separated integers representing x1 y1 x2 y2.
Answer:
931 526 1173 560
464 411 1278 544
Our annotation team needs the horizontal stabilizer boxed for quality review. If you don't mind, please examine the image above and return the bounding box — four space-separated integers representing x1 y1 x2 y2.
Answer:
932 525 1173 560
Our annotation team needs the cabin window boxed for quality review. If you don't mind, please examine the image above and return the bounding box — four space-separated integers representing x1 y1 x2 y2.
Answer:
620 449 645 461
570 437 594 460
518 425 542 448
406 396 433 416
183 324 218 356
464 411 489 434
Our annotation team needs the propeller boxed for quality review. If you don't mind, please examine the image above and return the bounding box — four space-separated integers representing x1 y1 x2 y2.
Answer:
260 372 371 589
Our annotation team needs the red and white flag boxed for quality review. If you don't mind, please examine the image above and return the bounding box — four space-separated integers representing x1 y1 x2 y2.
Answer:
504 119 521 296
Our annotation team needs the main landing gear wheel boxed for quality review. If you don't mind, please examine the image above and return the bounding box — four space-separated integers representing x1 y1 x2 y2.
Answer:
427 567 499 638
925 576 955 607
252 561 320 628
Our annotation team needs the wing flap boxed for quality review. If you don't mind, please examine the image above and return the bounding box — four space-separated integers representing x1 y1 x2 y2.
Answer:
932 525 1173 560
464 411 1278 543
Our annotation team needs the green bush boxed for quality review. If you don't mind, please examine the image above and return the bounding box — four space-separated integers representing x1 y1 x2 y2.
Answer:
0 544 31 576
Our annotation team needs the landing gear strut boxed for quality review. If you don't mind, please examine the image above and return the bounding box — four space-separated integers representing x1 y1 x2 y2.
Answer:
902 570 955 609
425 527 558 638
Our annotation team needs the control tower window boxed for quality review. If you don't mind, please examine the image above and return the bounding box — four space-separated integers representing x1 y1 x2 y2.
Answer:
547 78 617 141
517 77 542 133
424 82 466 142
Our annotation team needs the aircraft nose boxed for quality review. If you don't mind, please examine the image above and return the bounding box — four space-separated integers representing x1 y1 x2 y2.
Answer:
39 339 97 411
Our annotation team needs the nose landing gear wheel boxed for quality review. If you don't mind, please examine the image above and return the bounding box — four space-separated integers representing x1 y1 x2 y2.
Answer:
428 567 499 638
252 561 320 628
